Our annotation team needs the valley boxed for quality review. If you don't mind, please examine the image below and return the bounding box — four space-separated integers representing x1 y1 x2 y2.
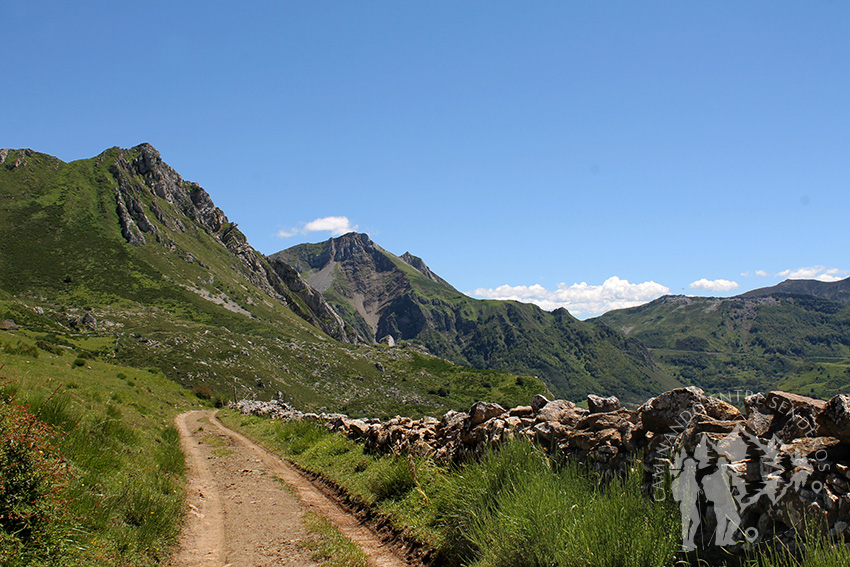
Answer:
3 143 850 566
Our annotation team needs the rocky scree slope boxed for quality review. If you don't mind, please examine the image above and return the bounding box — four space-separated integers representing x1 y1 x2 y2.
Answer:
273 232 678 404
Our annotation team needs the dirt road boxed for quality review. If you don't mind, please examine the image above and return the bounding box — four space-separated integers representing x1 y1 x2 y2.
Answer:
170 410 410 567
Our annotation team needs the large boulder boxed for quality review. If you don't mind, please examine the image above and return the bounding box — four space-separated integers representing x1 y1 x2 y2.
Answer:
83 312 97 329
587 394 620 413
469 401 506 426
747 391 826 441
639 387 741 433
344 418 370 438
533 421 569 445
439 410 468 431
536 400 584 426
817 394 850 442
576 409 635 432
509 405 534 418
531 394 550 413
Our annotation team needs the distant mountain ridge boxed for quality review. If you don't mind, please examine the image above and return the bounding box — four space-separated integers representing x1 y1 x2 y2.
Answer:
274 233 679 402
593 279 850 397
739 277 850 305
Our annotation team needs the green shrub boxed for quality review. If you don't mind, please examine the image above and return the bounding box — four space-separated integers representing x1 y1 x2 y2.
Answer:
273 420 332 455
90 405 137 446
191 384 213 400
0 390 68 564
155 425 186 478
1 341 38 359
35 340 62 355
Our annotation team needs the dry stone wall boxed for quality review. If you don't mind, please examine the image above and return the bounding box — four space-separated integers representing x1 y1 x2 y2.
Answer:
233 387 850 551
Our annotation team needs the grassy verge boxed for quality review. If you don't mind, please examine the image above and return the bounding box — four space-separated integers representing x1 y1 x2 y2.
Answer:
218 409 681 567
1 331 201 566
746 520 850 567
301 511 368 567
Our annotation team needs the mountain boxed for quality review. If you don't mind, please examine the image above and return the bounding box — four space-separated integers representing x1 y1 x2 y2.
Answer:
593 286 850 398
739 277 850 305
273 233 679 403
0 144 546 416
0 144 350 341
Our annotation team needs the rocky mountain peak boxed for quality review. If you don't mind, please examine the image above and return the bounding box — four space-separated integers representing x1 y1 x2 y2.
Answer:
0 148 37 169
327 232 376 262
105 144 354 343
133 143 161 174
400 252 455 290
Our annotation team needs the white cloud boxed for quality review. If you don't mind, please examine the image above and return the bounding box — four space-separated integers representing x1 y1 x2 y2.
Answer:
776 266 848 282
755 270 770 277
469 276 669 318
689 278 740 292
277 216 358 238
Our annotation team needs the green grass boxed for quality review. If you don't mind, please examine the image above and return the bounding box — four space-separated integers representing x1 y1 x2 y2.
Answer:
301 511 368 567
746 520 850 567
1 291 547 419
0 332 199 566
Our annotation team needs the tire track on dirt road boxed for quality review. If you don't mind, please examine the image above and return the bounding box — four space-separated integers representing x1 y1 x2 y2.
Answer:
170 410 412 567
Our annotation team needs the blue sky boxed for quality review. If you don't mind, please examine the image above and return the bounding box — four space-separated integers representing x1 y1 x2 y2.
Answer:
4 2 849 317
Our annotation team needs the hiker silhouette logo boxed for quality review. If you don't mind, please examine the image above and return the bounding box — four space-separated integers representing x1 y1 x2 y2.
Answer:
670 425 814 550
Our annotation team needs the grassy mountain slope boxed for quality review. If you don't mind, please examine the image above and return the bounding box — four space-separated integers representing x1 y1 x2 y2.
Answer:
1 328 197 565
594 292 850 397
0 146 545 418
0 146 347 340
739 277 850 305
274 233 679 403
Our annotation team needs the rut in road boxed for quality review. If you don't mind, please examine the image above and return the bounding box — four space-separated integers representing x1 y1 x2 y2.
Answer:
170 410 412 567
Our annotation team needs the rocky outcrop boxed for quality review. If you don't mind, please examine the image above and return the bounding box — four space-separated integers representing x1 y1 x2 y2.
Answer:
105 143 353 343
234 387 850 552
271 233 409 343
81 312 97 330
267 256 355 343
399 252 456 290
817 394 850 443
1 148 34 169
